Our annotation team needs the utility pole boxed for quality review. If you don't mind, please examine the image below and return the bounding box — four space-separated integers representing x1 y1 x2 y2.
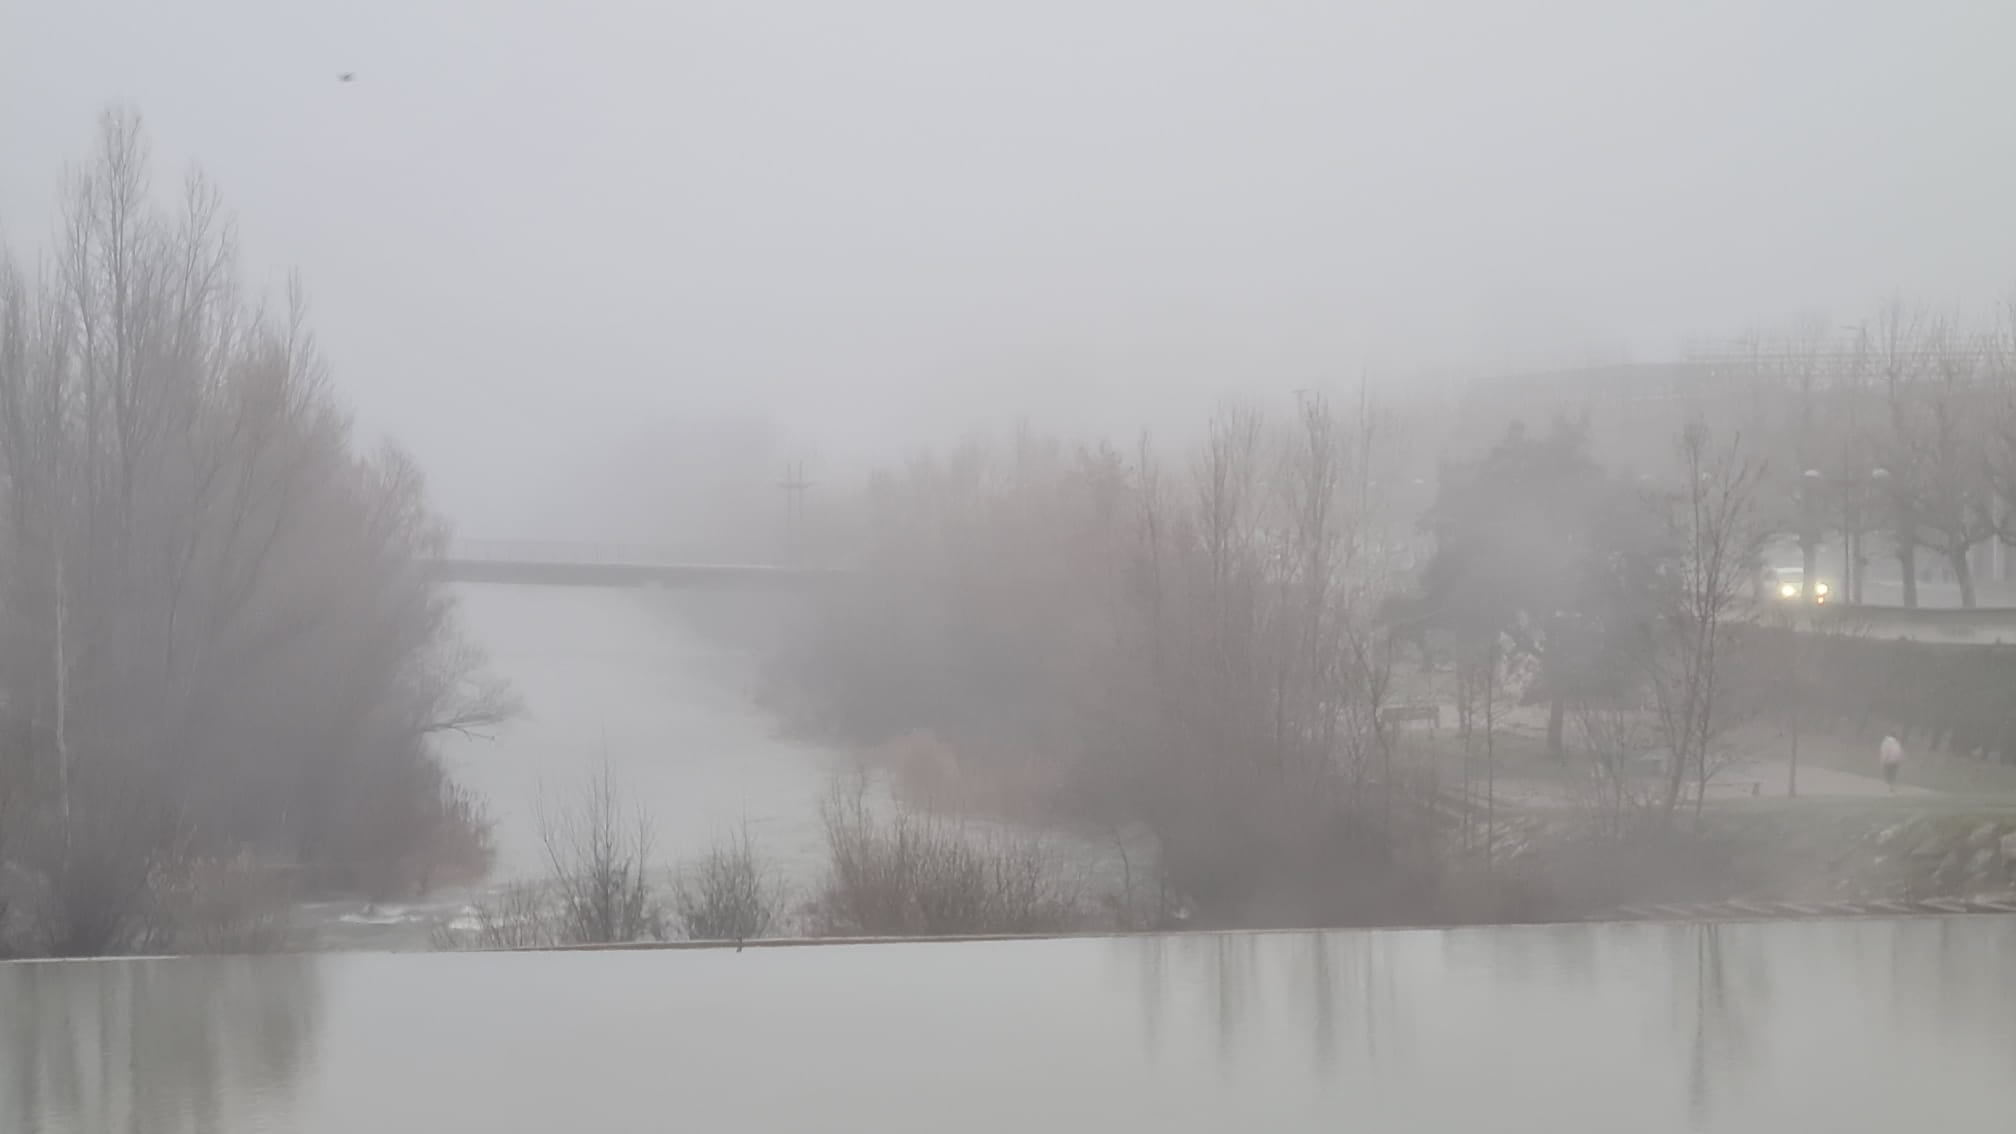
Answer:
777 461 812 564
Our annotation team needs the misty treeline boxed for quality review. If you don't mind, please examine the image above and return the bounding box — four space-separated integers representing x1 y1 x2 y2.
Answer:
1692 304 2016 609
773 396 1458 926
771 386 1790 922
0 113 507 955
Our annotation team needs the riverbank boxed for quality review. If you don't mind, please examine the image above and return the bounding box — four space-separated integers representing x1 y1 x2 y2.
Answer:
295 581 2016 951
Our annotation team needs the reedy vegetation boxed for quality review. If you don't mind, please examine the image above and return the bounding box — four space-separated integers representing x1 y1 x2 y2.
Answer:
810 775 1075 937
440 768 1061 948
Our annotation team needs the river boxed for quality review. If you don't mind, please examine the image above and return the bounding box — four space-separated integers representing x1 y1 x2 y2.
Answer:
304 581 841 946
436 582 836 881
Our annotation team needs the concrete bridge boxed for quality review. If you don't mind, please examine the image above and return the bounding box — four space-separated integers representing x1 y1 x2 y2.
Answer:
435 542 2016 637
431 539 844 590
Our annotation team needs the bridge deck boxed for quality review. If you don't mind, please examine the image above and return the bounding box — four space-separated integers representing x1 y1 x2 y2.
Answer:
432 540 841 588
431 558 840 589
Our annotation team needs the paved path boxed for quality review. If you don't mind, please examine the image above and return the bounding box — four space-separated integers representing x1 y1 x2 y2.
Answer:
1466 764 1927 811
1598 893 2016 922
1715 758 1932 799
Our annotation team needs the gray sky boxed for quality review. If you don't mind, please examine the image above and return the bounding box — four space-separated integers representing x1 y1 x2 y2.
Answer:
6 0 2016 538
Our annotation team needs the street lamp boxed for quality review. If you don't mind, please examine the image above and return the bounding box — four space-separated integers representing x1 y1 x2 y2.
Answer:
1797 469 1825 600
1865 467 1892 606
1802 466 1888 604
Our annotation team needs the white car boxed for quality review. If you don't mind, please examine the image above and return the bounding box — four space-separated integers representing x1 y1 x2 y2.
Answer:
1761 566 1832 604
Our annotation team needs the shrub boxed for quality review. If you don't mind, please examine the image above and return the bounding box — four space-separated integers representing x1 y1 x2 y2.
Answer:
674 826 781 941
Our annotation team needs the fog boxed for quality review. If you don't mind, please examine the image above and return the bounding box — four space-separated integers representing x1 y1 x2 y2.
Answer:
8 0 2016 539
10 0 2016 964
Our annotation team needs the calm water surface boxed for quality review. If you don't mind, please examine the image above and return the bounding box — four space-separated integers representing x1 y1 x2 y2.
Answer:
438 582 836 883
6 917 2015 1132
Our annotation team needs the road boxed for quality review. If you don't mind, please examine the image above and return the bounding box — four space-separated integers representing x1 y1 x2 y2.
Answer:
1861 576 2016 610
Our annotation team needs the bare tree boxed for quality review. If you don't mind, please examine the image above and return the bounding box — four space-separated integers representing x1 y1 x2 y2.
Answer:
1571 699 1668 838
538 761 663 945
1891 317 1997 607
1980 292 2016 580
1868 301 1933 606
1452 633 1513 858
1648 421 1768 819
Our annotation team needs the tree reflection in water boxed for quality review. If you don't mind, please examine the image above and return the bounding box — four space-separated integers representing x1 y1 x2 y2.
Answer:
1127 933 1262 1068
1669 917 2016 1129
1125 916 2016 1128
3 921 2011 1131
0 957 319 1133
1665 923 1767 1128
1127 930 1406 1080
1883 915 2016 1059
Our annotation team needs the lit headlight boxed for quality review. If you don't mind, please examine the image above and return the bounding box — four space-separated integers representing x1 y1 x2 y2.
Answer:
1814 582 1830 597
1780 583 1799 598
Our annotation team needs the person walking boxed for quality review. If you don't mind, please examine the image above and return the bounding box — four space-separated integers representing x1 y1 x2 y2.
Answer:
1879 735 1904 793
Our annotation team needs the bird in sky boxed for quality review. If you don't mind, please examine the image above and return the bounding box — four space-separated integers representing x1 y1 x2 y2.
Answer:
337 72 356 83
